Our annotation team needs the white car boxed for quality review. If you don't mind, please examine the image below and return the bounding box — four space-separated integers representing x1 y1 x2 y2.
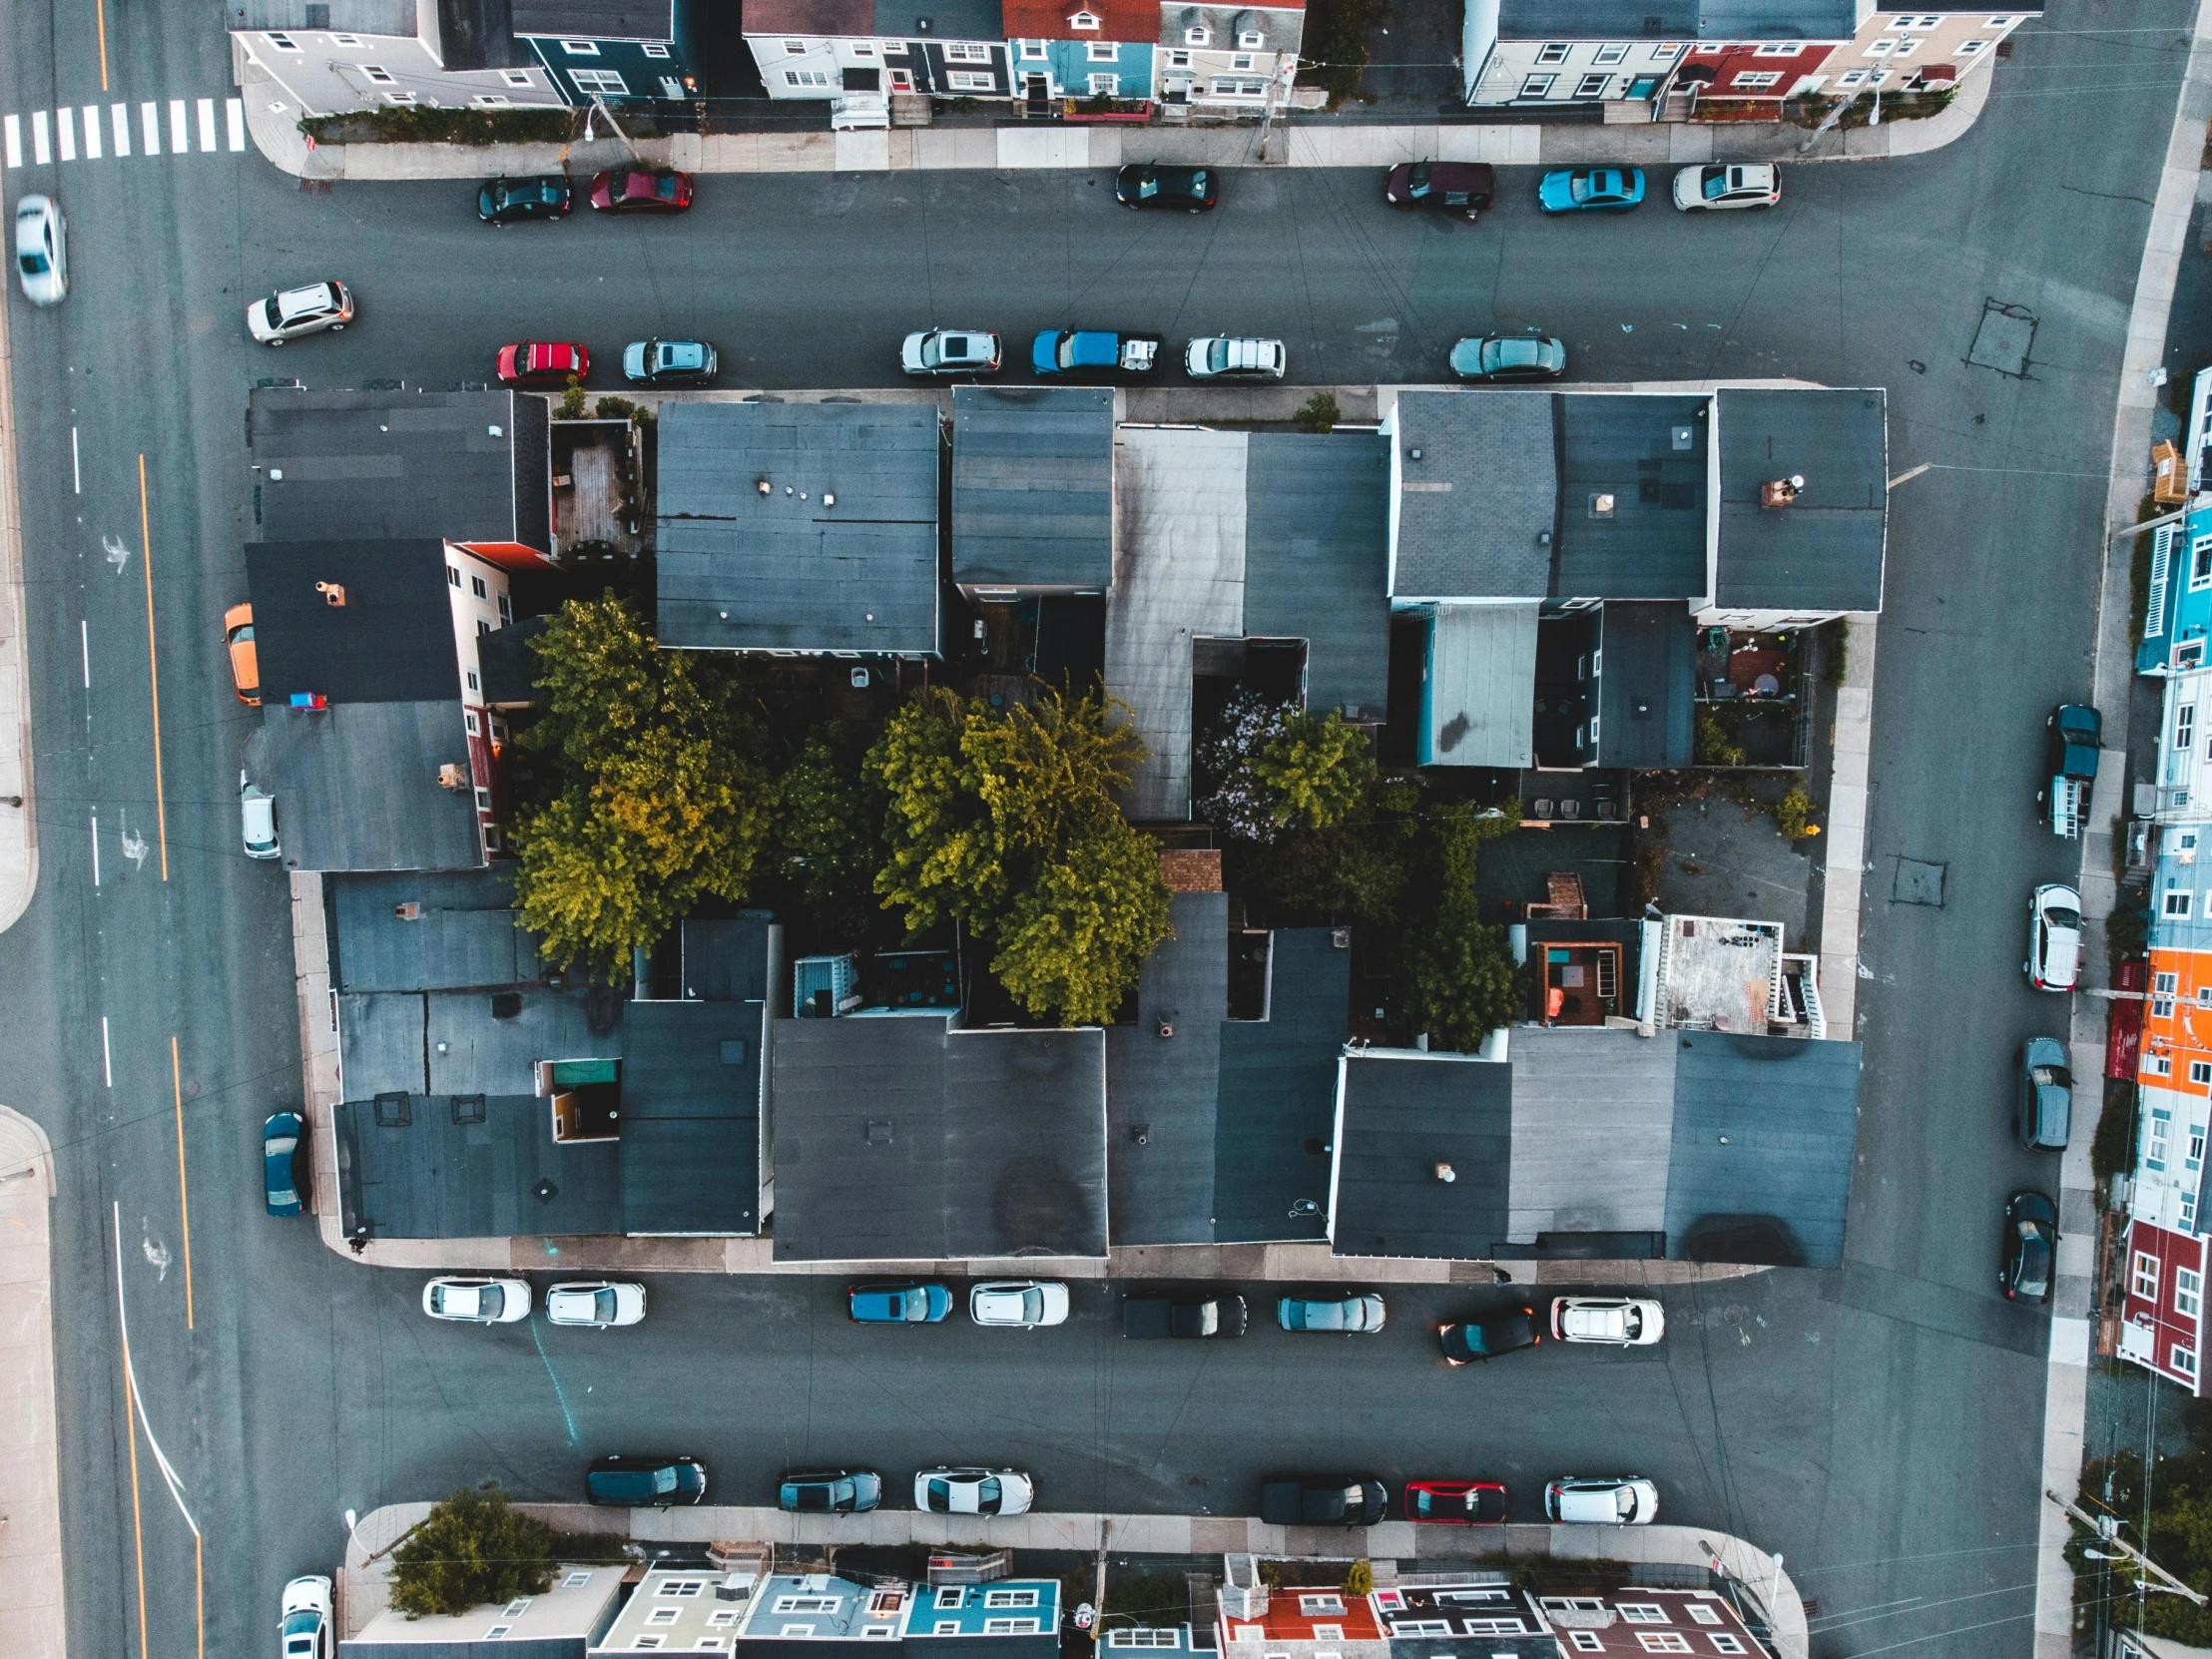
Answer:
248 279 354 344
1550 1297 1666 1346
422 1276 532 1324
241 771 280 861
1671 162 1780 212
1545 1475 1659 1525
2026 883 2082 992
546 1280 647 1328
1184 336 1286 380
900 327 1001 376
279 1574 333 1659
914 1466 1034 1516
969 1280 1070 1328
14 195 66 306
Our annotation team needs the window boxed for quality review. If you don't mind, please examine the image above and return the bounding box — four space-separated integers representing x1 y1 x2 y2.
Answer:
2152 1107 2174 1167
1520 73 1556 97
785 69 831 86
943 41 992 61
2149 1054 2175 1078
466 670 480 692
470 574 488 598
1836 68 1869 86
1754 43 1802 55
1308 1627 1344 1641
1462 1619 1534 1635
1708 1640 1746 1656
1108 1634 1186 1649
2189 1192 2201 1232
2178 1343 2200 1379
1620 1607 1669 1625
498 594 512 625
1020 39 1046 57
329 33 361 46
1299 1597 1346 1616
2161 971 2182 994
785 39 807 53
566 1573 596 1588
2193 535 2212 589
1185 26 1209 44
504 1600 533 1617
984 1621 1041 1635
1167 49 1191 67
2167 891 2195 917
1986 16 2018 27
1087 41 1118 60
2180 705 2198 751
2180 1268 2204 1317
649 1608 682 1626
473 788 492 812
1864 36 1898 54
633 1640 664 1652
1729 71 1783 87
661 1581 706 1598
503 69 536 86
984 1592 1039 1610
1636 1638 1692 1655
1087 72 1121 91
1239 30 1264 47
1650 42 1683 61
446 564 462 587
1231 53 1254 69
777 1598 842 1615
465 711 482 736
643 42 672 58
1575 73 1611 96
1896 13 1942 27
708 1612 740 1628
1593 42 1628 63
1536 42 1572 63
1393 1623 1452 1636
558 38 602 55
382 90 418 104
945 70 996 89
1071 7 1101 25
571 68 630 93
1955 39 1987 56
1891 38 1921 56
266 31 300 49
1684 1606 1722 1627
2193 1064 2211 1090
485 1627 512 1640
935 1590 964 1611
361 64 394 82
1569 1639 1603 1656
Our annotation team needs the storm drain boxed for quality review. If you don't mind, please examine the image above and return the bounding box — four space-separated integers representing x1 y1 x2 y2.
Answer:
1893 857 1946 907
1968 299 2037 376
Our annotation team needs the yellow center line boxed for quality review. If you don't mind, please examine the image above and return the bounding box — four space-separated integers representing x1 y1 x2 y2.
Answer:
138 455 167 880
96 0 109 91
121 1336 150 1659
171 1036 194 1330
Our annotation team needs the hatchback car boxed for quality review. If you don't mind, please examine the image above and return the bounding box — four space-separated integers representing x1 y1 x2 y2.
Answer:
1448 334 1565 382
2017 1036 2073 1151
421 1276 531 1324
1537 168 1646 214
496 341 589 386
1278 1292 1385 1334
279 1574 333 1659
478 175 573 225
970 1280 1070 1328
901 327 1001 376
1115 164 1217 212
1404 1479 1507 1524
224 603 260 705
1032 328 1162 380
1550 1296 1666 1346
849 1281 953 1323
241 772 280 861
1184 336 1286 380
1672 162 1780 211
546 1281 647 1328
587 1453 708 1507
915 1466 1034 1516
1545 1475 1658 1524
15 194 66 305
2001 1190 2058 1304
2026 883 2083 991
263 1111 307 1217
1384 160 1493 217
623 338 719 384
1438 1309 1537 1363
590 167 693 213
249 280 353 344
780 1468 883 1513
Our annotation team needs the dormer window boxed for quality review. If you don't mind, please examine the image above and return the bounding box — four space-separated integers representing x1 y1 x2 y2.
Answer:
1070 8 1101 27
1185 26 1210 44
1238 30 1264 48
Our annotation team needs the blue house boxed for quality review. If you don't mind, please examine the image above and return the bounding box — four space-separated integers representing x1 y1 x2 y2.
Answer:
2138 495 2212 676
1004 0 1155 101
904 1581 1062 1659
514 0 704 104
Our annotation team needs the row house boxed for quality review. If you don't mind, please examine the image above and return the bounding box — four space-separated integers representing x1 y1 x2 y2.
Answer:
1155 2 1304 113
513 1 708 106
1005 0 1158 104
744 0 1014 126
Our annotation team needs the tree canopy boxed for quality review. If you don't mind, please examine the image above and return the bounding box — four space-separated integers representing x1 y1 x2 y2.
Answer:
1196 693 1374 843
1400 802 1525 1053
388 1485 556 1619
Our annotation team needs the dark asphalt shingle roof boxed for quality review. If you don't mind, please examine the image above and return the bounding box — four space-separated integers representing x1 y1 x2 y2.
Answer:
1213 929 1352 1244
1244 433 1391 722
1714 387 1888 612
656 401 941 655
874 0 1005 37
1390 391 1555 600
1494 0 1855 35
436 0 535 69
681 915 776 1003
1595 601 1695 769
1554 395 1708 599
234 0 416 29
1330 1052 1513 1260
329 869 542 993
477 617 547 707
510 0 675 38
249 700 483 872
248 539 460 706
952 386 1114 592
1106 892 1229 1246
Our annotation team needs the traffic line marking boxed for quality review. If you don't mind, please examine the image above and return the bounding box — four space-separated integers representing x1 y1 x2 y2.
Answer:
227 98 245 152
82 105 101 160
168 99 187 154
196 98 216 152
32 109 50 166
3 114 19 168
138 456 168 882
141 101 159 156
112 103 130 157
171 1037 194 1331
55 106 75 162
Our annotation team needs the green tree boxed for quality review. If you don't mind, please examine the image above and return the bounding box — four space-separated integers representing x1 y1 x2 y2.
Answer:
1197 693 1374 844
1401 803 1525 1052
772 729 883 907
388 1485 555 1619
1249 773 1423 926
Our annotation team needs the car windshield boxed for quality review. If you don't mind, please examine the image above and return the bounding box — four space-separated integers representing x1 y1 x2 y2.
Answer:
919 336 945 368
1206 340 1232 372
1703 169 1732 200
1020 1288 1043 1320
1055 333 1080 369
2045 907 2081 930
266 1134 297 1156
656 176 680 200
19 251 46 276
653 1465 680 1493
977 1476 1001 1505
476 1287 503 1317
1135 171 1159 198
1571 174 1595 202
282 1611 321 1637
927 1478 951 1504
593 1289 618 1320
1188 171 1208 193
2031 1065 2069 1086
1406 162 1429 196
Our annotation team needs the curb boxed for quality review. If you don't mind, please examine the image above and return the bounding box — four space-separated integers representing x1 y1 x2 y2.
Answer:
0 1105 64 1659
0 240 43 933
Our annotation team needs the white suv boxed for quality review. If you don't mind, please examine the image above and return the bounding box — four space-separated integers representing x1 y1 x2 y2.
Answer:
1672 163 1780 211
2026 883 2082 992
248 279 354 344
1184 336 1286 380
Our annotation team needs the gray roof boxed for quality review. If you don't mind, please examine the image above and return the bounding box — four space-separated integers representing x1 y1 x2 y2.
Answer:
477 617 547 707
232 0 418 31
335 1091 624 1240
1106 892 1229 1245
1420 603 1537 768
1157 3 1302 52
346 1645 582 1659
1713 387 1888 612
1506 1027 1677 1241
681 915 776 1002
1554 395 1708 600
874 0 1006 38
1595 601 1695 769
952 385 1115 592
437 0 535 69
771 1016 1108 1260
1494 0 1855 36
249 700 483 873
1330 1052 1512 1260
657 401 941 655
250 386 548 553
620 1000 764 1235
510 0 675 40
1244 433 1392 722
1213 929 1353 1244
247 539 462 706
328 869 543 993
1389 391 1555 600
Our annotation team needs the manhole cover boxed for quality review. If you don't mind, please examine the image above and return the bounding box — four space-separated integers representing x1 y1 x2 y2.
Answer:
1894 857 1946 906
1968 298 2037 376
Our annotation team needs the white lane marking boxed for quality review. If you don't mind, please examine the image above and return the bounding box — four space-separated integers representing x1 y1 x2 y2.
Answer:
81 105 100 160
56 106 75 162
90 814 100 886
142 101 160 156
71 427 80 494
112 103 129 157
226 98 245 152
101 1015 112 1086
168 99 188 154
80 619 89 687
196 98 216 153
3 114 19 169
32 110 50 166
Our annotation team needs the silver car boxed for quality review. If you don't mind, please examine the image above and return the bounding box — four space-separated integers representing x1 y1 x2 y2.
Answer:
248 279 354 344
14 195 66 305
900 327 1001 376
1277 1292 1385 1333
1184 336 1286 380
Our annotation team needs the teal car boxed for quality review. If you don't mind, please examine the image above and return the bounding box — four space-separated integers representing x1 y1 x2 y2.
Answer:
848 1281 953 1323
623 338 718 384
1537 168 1646 214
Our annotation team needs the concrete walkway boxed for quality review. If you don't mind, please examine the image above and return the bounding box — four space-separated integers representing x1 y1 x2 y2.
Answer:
0 1107 63 1659
341 1501 1807 1658
0 213 41 934
1814 613 1877 1038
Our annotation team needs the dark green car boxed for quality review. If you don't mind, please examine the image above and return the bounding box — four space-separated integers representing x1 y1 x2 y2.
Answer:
1449 334 1566 382
586 1453 707 1507
478 176 572 225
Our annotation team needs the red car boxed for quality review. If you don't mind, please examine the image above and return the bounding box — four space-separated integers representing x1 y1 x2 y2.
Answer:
1404 1479 1508 1524
590 168 692 214
496 341 590 385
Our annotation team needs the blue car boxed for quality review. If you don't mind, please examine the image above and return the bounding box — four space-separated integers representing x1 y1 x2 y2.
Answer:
263 1111 306 1217
1031 328 1163 380
848 1281 953 1323
1537 168 1646 215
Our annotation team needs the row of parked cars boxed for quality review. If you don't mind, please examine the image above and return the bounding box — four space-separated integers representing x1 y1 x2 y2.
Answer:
1264 1474 1658 1527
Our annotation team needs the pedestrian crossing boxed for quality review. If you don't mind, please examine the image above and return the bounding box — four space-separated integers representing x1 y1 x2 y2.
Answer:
2 98 246 169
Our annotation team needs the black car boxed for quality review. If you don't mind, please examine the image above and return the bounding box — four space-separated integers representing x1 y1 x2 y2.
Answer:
2000 1191 2058 1304
478 175 572 225
586 1453 708 1507
1260 1475 1388 1528
1116 164 1217 213
1438 1309 1538 1364
1121 1293 1249 1339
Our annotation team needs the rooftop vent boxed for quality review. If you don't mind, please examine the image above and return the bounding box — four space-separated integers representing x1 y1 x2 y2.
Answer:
393 901 421 920
437 763 467 791
1761 474 1806 508
314 581 346 606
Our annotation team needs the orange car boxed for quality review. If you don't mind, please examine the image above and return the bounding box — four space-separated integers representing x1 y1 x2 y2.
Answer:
225 603 259 705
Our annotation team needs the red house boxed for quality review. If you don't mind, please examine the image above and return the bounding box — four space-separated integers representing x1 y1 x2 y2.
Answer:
2119 1217 2209 1393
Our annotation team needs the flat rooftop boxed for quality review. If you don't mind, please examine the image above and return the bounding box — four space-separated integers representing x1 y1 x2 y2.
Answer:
1389 391 1555 601
1651 914 1785 1033
1714 386 1888 613
1554 395 1708 600
952 385 1115 592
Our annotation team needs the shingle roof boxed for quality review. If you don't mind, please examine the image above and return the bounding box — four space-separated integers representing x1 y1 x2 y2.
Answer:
1553 394 1708 600
740 0 872 33
1713 387 1888 612
874 0 1007 38
1330 1051 1513 1260
1002 0 1159 39
328 869 542 993
1506 1026 1676 1241
1213 928 1352 1243
436 0 535 68
1389 391 1555 600
1595 601 1695 769
509 0 675 40
335 1092 625 1240
1106 892 1229 1245
952 386 1114 591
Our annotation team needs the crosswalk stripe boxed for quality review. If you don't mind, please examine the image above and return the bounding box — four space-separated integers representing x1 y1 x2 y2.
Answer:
81 105 100 160
226 98 245 152
168 99 187 153
3 115 19 169
31 110 50 166
55 106 75 163
196 98 216 152
112 103 129 157
141 101 160 156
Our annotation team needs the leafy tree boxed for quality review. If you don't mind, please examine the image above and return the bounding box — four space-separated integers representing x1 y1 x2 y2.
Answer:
1246 774 1423 926
388 1484 555 1619
1197 692 1375 844
1401 803 1525 1053
772 728 883 908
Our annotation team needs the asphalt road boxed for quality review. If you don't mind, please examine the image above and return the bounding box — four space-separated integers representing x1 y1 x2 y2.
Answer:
0 2 2198 1656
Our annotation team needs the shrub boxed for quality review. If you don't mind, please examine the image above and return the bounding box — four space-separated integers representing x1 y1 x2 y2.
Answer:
1196 692 1374 843
1293 392 1342 434
300 107 574 147
388 1485 556 1619
557 375 588 420
1342 1561 1374 1597
1775 786 1819 840
1695 711 1746 768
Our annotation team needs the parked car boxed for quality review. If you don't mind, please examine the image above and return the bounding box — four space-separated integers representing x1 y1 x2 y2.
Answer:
1115 163 1217 212
1546 1476 1658 1524
1260 1476 1387 1527
478 175 573 225
901 327 1001 376
2017 1036 2073 1151
224 602 259 705
848 1281 952 1323
969 1280 1070 1328
1672 162 1780 212
914 1467 1034 1516
2026 883 2083 991
496 341 589 386
590 167 692 213
279 1574 333 1659
780 1468 883 1513
1448 334 1565 382
262 1111 306 1217
1404 1478 1508 1524
1438 1308 1537 1364
1121 1293 1248 1339
1384 160 1493 218
1537 167 1645 214
1278 1292 1385 1334
1184 336 1286 381
1032 328 1162 380
421 1276 531 1324
2039 703 2102 837
241 771 280 861
623 338 719 384
2000 1190 2058 1304
545 1281 647 1328
14 194 66 305
1550 1297 1666 1346
587 1453 708 1507
248 280 353 344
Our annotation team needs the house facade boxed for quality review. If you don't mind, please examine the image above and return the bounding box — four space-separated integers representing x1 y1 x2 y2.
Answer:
1533 1586 1766 1655
1154 1 1303 113
1813 9 2034 101
744 0 1013 118
1004 0 1156 101
513 0 706 104
231 0 563 116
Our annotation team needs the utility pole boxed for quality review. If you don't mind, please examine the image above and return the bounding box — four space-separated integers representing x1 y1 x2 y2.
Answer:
2046 1490 2209 1605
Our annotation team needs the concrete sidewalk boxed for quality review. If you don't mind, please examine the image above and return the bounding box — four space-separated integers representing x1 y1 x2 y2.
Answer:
244 59 1987 185
341 1501 1807 1658
0 201 41 935
0 1107 63 1659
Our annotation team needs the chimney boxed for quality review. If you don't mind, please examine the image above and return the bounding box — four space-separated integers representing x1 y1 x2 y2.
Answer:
436 763 466 791
1759 474 1805 509
393 902 422 920
314 581 347 606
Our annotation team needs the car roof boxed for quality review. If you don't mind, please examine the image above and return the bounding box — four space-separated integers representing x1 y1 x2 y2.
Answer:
276 283 333 317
